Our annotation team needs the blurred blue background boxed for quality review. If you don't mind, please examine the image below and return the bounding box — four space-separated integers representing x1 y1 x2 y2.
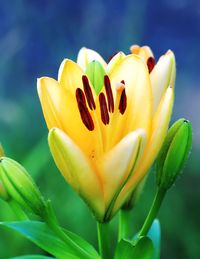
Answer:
0 0 200 258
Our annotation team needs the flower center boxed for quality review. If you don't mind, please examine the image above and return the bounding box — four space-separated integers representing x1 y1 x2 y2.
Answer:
75 75 127 131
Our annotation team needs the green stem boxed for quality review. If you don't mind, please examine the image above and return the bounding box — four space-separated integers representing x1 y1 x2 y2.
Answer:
118 209 131 241
97 222 111 259
138 187 167 238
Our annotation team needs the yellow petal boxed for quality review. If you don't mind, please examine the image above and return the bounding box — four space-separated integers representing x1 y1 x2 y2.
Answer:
37 77 102 159
100 129 146 208
48 128 104 220
151 50 176 114
58 59 84 93
77 47 107 71
37 77 66 130
107 51 126 74
111 86 174 216
109 54 152 140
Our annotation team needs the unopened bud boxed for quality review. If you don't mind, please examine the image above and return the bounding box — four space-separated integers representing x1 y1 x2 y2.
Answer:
0 180 9 201
0 157 46 216
156 119 192 189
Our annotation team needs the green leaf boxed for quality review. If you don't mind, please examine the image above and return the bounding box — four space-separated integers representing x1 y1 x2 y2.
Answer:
85 61 106 95
11 256 54 259
147 219 161 259
115 237 153 259
64 229 100 259
0 221 99 259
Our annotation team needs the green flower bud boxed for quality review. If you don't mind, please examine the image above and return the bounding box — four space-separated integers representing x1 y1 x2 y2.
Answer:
156 119 192 189
0 157 46 216
0 180 9 201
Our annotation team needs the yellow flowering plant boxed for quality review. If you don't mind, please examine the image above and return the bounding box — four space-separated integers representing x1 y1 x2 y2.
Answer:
37 45 175 221
0 45 192 259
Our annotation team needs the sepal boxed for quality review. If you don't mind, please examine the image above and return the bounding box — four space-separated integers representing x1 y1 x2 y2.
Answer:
48 128 104 220
151 50 176 113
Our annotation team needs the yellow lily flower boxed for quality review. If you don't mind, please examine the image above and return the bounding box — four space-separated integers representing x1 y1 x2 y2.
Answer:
37 45 175 222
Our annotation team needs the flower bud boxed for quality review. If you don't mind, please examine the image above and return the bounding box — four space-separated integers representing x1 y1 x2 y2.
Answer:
156 119 192 189
0 157 46 216
0 180 9 201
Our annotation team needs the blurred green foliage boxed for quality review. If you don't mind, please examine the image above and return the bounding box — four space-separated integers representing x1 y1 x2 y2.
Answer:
0 0 200 258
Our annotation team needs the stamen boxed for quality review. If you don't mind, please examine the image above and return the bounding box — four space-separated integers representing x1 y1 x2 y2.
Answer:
104 75 114 113
76 88 86 105
76 88 94 131
147 57 155 73
99 93 109 125
119 89 127 114
82 75 96 110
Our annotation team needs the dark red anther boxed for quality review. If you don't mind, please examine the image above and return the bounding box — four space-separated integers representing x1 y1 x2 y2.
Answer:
121 80 125 85
119 89 127 115
82 75 96 110
76 88 94 131
99 93 110 125
104 75 114 113
147 57 155 73
76 88 86 106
